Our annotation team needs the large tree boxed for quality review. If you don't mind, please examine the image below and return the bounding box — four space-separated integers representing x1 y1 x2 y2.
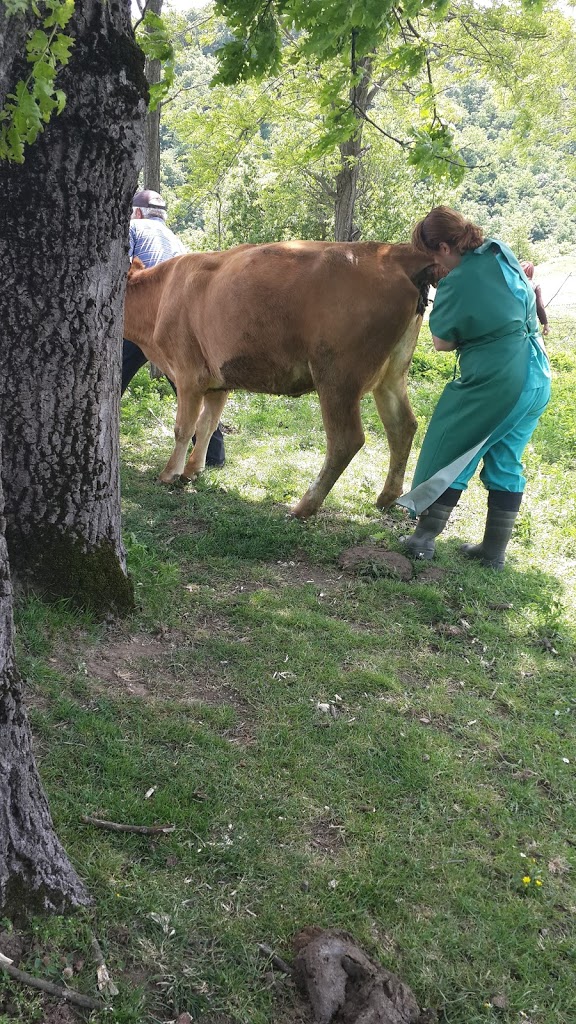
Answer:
0 445 88 917
0 0 148 616
0 0 147 920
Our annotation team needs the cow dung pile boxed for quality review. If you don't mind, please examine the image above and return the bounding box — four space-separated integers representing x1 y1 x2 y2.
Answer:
291 927 436 1024
337 545 413 581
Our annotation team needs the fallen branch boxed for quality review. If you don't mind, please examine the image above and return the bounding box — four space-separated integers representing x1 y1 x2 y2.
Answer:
258 942 293 976
0 961 104 1011
90 934 119 998
81 815 175 835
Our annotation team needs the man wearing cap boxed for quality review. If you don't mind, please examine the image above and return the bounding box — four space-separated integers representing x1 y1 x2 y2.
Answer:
123 189 225 467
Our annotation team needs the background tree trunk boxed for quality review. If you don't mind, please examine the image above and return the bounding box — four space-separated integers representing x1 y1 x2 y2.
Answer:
0 445 89 920
143 0 166 380
143 0 163 193
0 0 148 616
334 57 372 242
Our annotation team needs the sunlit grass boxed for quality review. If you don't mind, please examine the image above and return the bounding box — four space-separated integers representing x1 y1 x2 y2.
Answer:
6 318 575 1024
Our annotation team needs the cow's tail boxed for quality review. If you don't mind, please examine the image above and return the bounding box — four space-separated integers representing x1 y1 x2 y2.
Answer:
410 263 440 316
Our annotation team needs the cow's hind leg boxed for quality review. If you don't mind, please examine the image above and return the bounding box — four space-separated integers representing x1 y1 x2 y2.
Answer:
182 391 229 479
372 321 420 508
159 387 204 484
290 387 365 519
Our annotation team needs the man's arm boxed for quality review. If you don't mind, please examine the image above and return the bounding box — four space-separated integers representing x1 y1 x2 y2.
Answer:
534 284 550 335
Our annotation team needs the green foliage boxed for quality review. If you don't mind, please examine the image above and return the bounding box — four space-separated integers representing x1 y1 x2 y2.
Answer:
407 123 466 185
208 0 556 182
135 9 176 111
0 0 74 163
161 2 576 248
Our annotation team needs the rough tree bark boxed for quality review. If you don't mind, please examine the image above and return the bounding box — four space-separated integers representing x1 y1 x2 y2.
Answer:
143 0 163 193
0 0 148 616
334 56 373 242
0 448 89 920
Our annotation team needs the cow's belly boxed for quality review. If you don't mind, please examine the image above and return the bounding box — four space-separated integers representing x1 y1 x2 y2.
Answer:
216 355 315 397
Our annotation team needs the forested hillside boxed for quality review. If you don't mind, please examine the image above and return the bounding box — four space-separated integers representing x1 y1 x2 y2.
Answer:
157 0 576 261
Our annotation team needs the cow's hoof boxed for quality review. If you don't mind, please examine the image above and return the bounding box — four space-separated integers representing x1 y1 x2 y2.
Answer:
376 490 399 510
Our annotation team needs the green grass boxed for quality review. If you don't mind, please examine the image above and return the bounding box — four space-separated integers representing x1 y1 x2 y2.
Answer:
3 317 576 1024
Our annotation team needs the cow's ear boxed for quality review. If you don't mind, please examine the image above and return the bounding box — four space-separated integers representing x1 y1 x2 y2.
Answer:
129 256 146 272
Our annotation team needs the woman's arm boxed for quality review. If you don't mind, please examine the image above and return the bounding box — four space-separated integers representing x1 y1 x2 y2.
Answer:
432 335 458 352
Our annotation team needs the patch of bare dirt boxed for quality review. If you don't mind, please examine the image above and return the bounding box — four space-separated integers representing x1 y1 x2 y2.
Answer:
86 638 240 704
38 1003 80 1024
273 556 346 590
0 997 79 1023
193 1015 237 1024
50 630 251 718
226 556 346 593
163 515 208 538
272 991 315 1024
309 817 347 857
413 565 446 585
338 545 413 581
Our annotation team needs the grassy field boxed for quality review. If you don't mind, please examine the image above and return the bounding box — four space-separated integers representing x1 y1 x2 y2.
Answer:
2 317 575 1024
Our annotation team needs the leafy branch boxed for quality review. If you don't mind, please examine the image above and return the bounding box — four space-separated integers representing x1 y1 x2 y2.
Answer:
135 10 175 111
0 0 75 163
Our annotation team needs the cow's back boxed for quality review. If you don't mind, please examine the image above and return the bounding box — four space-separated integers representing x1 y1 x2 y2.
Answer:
166 241 427 395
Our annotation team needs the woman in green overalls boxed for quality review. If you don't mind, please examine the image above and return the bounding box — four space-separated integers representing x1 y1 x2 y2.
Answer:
398 207 551 570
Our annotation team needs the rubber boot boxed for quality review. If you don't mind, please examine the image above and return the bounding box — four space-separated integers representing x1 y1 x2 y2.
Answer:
401 502 454 560
461 505 520 570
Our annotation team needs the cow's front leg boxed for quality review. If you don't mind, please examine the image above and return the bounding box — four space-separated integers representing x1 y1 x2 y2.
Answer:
182 390 229 478
372 374 417 509
158 387 204 483
290 388 364 518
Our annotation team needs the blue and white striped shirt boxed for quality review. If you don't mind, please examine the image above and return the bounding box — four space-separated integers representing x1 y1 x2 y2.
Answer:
129 217 186 268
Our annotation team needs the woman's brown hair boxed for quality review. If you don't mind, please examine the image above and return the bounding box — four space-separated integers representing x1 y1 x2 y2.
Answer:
412 206 484 255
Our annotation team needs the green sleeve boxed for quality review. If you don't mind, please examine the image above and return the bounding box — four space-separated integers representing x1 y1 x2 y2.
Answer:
429 272 471 344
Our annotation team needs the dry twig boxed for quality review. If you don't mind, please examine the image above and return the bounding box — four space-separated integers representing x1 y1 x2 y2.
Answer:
81 815 175 834
0 960 104 1011
258 942 294 976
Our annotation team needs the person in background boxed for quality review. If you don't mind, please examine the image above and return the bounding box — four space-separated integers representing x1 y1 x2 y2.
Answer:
123 189 225 468
397 206 551 570
520 261 550 336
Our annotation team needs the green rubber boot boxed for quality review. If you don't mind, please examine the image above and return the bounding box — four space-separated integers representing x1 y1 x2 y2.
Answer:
401 502 454 560
461 507 519 570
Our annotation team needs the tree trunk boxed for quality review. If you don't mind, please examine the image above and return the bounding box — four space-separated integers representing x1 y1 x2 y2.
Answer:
144 0 164 380
334 56 372 242
143 0 163 193
0 0 148 616
0 446 89 920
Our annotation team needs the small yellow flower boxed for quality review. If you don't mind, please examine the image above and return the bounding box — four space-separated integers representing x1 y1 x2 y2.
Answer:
535 879 543 887
522 876 531 885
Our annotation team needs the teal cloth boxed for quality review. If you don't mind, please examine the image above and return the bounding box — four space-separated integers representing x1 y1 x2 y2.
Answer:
397 239 551 516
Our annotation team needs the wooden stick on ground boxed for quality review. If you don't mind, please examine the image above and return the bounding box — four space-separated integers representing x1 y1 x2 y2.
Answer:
257 943 293 976
81 815 175 835
0 961 104 1011
90 935 120 997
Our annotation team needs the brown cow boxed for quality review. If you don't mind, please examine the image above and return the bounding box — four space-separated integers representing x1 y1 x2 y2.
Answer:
124 240 436 518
